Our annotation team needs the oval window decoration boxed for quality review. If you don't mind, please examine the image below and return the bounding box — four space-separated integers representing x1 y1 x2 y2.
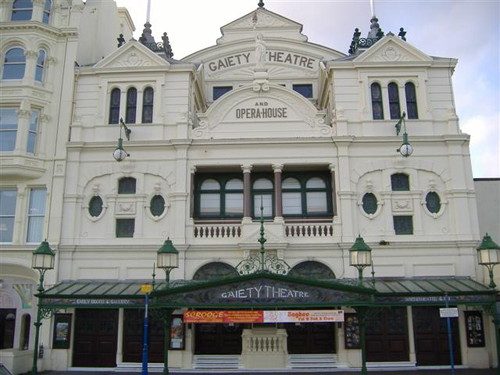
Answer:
426 192 441 213
150 195 166 217
362 193 377 215
89 196 103 217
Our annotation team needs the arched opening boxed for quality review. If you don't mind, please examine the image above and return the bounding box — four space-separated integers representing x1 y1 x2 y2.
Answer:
193 262 238 281
20 313 31 350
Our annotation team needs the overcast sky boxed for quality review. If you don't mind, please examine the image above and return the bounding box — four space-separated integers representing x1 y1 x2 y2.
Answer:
115 0 499 178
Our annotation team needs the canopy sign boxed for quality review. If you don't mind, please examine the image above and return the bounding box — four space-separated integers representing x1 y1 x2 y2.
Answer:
184 310 344 324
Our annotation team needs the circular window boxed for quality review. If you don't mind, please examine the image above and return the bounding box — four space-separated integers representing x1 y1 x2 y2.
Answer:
150 195 165 217
426 192 441 213
89 196 103 217
362 193 377 215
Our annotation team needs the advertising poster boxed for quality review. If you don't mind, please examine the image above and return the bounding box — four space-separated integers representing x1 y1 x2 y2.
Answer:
183 310 344 324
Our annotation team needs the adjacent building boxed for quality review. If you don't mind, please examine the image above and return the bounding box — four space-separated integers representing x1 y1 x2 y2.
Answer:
1 1 497 373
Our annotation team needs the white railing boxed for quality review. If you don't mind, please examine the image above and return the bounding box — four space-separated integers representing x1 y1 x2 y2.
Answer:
242 328 287 353
285 223 333 237
193 225 242 238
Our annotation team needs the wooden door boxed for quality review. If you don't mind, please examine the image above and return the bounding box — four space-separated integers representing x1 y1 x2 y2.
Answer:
413 306 461 366
73 309 118 367
366 307 409 362
122 309 164 363
195 323 243 354
286 322 335 354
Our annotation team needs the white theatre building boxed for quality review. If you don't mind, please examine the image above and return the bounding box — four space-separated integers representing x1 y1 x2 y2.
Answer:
1 0 498 373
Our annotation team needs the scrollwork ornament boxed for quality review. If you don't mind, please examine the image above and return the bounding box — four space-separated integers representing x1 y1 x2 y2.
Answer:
193 120 208 138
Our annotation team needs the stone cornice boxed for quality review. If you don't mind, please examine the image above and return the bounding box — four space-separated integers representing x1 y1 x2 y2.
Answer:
0 22 78 38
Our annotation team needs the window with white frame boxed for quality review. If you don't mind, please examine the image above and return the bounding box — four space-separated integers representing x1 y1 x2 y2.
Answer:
0 108 18 152
0 189 17 243
26 188 46 243
27 109 39 153
2 47 26 80
35 50 45 82
11 0 33 21
42 0 51 24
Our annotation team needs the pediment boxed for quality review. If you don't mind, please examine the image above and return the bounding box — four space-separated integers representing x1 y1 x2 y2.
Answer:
94 41 170 70
354 34 432 64
194 85 332 139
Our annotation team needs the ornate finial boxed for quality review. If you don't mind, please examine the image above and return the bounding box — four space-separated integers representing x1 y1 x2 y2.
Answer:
161 32 174 58
258 0 264 8
376 28 384 39
398 27 407 41
348 28 362 54
151 263 156 291
117 34 125 48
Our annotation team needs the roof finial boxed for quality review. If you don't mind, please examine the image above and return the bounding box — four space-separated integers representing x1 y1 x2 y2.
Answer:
146 0 152 23
258 0 264 8
370 0 376 18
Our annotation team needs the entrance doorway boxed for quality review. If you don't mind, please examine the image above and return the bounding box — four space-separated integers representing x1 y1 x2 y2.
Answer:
195 323 243 354
366 307 409 362
286 322 335 354
0 309 16 349
73 309 118 367
122 309 164 363
413 306 461 366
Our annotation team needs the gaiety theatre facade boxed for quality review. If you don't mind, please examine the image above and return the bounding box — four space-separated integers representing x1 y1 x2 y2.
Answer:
1 0 498 373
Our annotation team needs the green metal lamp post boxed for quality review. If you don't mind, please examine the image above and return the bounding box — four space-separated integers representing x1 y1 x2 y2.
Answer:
395 112 413 157
349 236 372 375
477 233 500 288
113 118 132 162
156 238 179 375
31 241 55 375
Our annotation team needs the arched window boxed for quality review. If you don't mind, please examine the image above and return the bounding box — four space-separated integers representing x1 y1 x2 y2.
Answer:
425 192 441 213
305 177 328 214
150 195 165 217
252 178 274 218
362 193 378 214
118 177 136 194
371 82 384 120
388 82 401 119
21 314 31 350
109 88 120 124
11 0 33 21
282 177 302 215
3 47 26 79
199 179 221 217
405 82 418 119
42 0 51 24
0 310 16 349
391 173 410 191
289 261 335 279
142 87 154 123
35 50 45 82
225 178 243 216
125 88 137 124
89 196 103 217
193 262 238 280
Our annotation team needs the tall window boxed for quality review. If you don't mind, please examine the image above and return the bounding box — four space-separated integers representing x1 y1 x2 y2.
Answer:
0 189 17 243
118 177 136 194
142 87 154 123
125 88 137 124
42 0 51 24
26 188 46 243
27 109 39 153
3 48 26 79
388 82 401 120
196 176 243 218
0 108 18 152
391 173 410 191
405 82 418 119
35 50 45 82
371 83 383 120
109 88 121 124
252 178 274 218
282 174 331 217
11 0 33 21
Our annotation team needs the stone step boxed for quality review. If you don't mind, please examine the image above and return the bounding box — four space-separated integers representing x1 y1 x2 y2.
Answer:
288 354 339 369
193 355 241 370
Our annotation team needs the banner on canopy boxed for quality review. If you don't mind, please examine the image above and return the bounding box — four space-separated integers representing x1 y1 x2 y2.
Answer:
183 310 344 323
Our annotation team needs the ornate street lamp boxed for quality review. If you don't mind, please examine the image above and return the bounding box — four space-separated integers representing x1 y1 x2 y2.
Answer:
113 118 132 162
349 235 372 283
395 112 413 157
156 238 178 375
477 233 500 289
31 241 55 375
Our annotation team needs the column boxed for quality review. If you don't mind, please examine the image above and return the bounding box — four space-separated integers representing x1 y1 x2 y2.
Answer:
272 164 283 222
116 308 124 364
14 101 31 153
23 50 37 85
407 306 417 363
329 164 337 217
0 0 11 22
381 84 389 121
241 164 252 223
136 89 143 124
32 0 44 22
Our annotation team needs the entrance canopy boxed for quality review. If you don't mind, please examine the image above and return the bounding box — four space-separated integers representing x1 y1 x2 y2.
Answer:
39 273 495 309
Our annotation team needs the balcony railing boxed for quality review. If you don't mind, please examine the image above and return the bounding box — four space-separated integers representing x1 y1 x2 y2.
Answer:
285 223 333 237
194 224 242 238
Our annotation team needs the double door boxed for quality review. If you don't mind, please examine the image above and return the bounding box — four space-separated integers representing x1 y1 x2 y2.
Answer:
195 323 243 354
286 322 335 354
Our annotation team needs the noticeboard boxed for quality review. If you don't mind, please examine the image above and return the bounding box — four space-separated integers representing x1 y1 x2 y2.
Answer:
344 313 361 349
169 315 185 350
52 313 72 349
464 311 485 348
439 307 459 318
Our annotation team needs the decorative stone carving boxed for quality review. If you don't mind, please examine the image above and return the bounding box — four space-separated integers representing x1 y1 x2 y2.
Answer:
232 12 289 29
116 201 136 215
24 50 38 59
365 45 412 62
391 198 413 212
111 52 152 67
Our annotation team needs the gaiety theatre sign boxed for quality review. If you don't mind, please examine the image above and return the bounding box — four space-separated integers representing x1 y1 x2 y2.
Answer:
208 50 318 72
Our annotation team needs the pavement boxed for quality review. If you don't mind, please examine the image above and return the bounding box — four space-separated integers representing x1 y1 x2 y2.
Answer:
39 369 498 375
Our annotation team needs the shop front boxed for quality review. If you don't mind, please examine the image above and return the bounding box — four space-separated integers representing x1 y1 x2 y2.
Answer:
37 273 496 371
